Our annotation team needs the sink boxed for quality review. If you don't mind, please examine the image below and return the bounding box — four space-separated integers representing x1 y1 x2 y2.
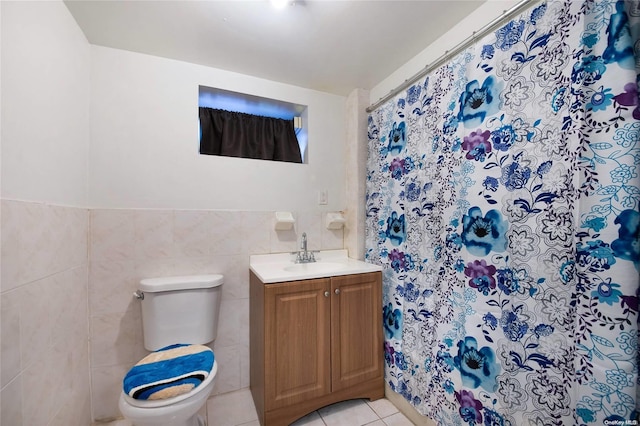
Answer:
250 249 383 283
283 262 349 273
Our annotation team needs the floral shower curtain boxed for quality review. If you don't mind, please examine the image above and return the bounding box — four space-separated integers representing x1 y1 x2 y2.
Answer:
365 1 640 425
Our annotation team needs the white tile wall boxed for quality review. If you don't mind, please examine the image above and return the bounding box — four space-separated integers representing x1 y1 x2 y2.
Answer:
0 201 345 424
88 208 343 421
0 200 91 426
344 88 370 261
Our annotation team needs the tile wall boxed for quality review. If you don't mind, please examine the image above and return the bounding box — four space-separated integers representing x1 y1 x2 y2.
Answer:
0 202 343 424
344 88 369 261
89 209 343 421
0 200 91 425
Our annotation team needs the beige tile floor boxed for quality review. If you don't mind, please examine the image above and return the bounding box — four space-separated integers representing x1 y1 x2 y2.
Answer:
99 388 415 426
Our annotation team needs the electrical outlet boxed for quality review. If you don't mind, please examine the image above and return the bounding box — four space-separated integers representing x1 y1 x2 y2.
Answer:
318 190 328 205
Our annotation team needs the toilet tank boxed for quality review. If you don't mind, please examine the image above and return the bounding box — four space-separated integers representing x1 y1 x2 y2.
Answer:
138 274 223 351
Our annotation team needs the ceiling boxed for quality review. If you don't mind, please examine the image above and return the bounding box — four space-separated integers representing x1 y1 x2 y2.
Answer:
64 0 486 96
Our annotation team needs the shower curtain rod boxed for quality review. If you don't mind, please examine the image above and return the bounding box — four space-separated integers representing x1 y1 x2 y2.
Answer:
366 0 539 113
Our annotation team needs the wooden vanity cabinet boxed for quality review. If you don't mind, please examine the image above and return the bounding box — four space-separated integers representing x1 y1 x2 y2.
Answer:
250 271 384 426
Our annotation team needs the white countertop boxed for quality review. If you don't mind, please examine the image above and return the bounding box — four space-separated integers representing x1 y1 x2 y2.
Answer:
250 249 382 283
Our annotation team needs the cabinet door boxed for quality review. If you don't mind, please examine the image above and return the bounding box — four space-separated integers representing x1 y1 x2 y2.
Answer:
331 272 383 392
264 278 331 410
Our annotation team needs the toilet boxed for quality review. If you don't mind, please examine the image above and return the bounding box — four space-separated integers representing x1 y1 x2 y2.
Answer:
119 274 224 426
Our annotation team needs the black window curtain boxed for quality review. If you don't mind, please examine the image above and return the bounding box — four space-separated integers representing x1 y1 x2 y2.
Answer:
199 108 302 163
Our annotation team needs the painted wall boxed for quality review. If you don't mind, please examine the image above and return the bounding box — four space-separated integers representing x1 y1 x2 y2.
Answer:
87 49 349 419
0 1 92 425
90 45 347 211
370 0 522 105
1 0 90 206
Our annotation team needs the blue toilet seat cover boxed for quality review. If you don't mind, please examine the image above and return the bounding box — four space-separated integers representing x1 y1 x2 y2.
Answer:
123 344 215 401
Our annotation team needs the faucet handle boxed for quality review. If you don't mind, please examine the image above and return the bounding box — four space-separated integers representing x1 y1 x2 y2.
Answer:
291 251 304 263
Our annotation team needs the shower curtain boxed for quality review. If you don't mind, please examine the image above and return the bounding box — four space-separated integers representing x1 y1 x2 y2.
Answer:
365 1 639 425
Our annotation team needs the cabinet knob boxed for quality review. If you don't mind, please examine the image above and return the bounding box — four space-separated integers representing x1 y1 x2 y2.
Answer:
334 288 341 295
324 291 330 297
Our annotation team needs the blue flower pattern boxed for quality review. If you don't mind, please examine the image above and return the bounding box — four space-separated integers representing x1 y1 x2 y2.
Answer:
461 207 508 256
457 76 503 128
365 2 639 425
453 336 501 391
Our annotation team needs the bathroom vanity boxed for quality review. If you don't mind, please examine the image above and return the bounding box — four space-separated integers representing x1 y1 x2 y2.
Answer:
249 250 384 426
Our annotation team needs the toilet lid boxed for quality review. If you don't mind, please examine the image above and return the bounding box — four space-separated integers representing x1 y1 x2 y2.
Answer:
123 344 215 401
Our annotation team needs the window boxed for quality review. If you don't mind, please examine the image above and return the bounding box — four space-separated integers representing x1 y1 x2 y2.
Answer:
198 85 308 163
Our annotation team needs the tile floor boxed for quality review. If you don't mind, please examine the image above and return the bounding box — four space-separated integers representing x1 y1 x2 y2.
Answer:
99 388 415 426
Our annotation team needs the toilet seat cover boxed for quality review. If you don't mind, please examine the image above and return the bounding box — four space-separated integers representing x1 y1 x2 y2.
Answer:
123 344 215 401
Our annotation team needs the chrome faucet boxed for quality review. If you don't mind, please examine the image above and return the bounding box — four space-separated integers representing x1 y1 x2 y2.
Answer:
292 232 318 263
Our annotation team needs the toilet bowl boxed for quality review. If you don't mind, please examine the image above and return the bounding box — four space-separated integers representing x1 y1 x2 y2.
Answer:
119 275 223 426
118 360 218 426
